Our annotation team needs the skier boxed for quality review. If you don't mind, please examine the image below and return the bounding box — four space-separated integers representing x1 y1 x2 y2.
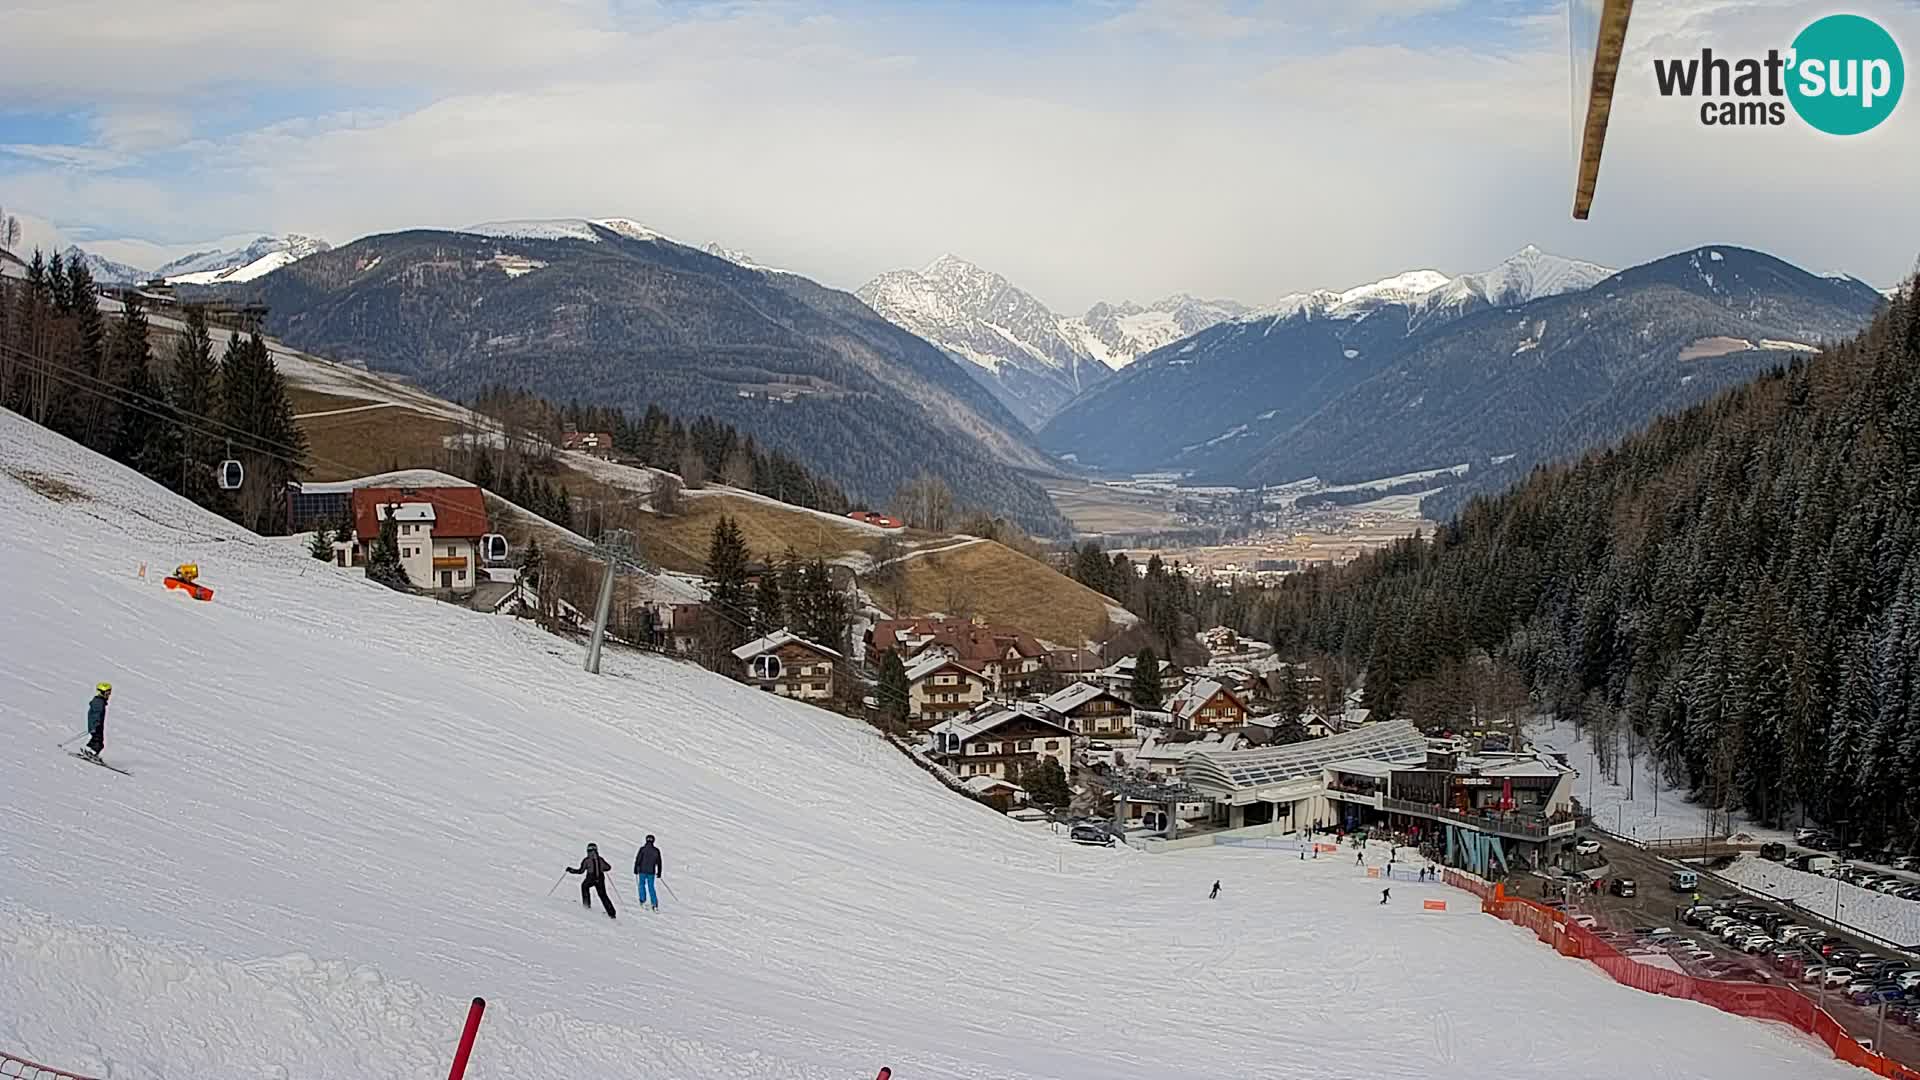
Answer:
1209 880 1221 900
84 682 111 758
1380 887 1391 905
1356 851 1365 866
634 834 664 911
567 843 616 918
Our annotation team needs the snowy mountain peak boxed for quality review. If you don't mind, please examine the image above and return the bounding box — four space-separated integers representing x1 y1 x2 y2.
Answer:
1433 246 1614 311
64 246 149 285
1336 269 1450 308
160 233 330 285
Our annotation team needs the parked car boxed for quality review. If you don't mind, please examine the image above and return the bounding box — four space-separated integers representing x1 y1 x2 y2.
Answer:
1804 834 1838 851
1897 971 1920 991
1670 869 1700 892
1707 915 1737 932
1777 925 1815 942
1741 934 1777 954
1760 842 1789 861
1895 856 1919 872
1573 913 1598 928
1068 824 1115 847
1854 956 1891 976
1575 838 1602 856
1804 964 1833 983
1610 877 1637 897
1720 923 1758 943
1831 948 1864 968
1824 967 1857 989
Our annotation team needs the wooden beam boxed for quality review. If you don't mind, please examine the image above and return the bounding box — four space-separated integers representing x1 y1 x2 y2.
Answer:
1572 0 1635 220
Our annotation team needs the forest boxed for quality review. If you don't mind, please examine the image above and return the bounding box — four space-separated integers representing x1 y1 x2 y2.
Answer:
1247 279 1920 844
0 251 306 536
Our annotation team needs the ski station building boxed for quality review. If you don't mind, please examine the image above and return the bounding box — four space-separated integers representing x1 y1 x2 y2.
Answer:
1142 720 1580 875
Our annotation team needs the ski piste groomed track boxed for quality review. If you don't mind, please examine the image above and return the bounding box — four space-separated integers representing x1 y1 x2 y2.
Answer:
0 409 1862 1079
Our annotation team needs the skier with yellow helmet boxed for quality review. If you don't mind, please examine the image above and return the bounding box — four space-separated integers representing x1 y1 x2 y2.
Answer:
85 682 111 758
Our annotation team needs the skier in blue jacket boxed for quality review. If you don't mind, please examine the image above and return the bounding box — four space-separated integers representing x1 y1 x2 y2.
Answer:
634 835 663 910
84 683 111 757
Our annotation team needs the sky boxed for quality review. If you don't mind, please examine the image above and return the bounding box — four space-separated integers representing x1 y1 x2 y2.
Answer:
1 0 1916 311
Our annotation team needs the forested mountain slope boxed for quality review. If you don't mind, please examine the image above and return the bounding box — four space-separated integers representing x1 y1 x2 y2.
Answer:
1254 279 1920 843
234 225 1070 535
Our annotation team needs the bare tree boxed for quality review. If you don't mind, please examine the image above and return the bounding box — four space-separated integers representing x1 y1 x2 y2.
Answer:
652 473 683 516
678 449 709 489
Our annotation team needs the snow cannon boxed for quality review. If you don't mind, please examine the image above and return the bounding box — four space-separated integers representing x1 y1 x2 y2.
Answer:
164 563 214 601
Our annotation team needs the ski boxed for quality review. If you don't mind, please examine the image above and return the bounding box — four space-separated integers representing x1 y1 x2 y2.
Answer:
67 751 132 776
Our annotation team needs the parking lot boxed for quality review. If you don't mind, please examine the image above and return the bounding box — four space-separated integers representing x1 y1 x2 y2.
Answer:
1538 839 1920 1061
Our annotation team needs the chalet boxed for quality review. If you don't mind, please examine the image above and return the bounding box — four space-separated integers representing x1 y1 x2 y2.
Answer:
904 655 991 725
0 245 27 281
561 431 617 458
1038 682 1135 740
927 704 1074 782
962 775 1026 812
1092 654 1178 698
1047 648 1103 679
732 628 840 701
869 616 1048 696
348 485 490 593
1166 678 1248 732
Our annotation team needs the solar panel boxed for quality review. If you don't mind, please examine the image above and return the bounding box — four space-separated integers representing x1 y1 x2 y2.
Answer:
1183 720 1429 792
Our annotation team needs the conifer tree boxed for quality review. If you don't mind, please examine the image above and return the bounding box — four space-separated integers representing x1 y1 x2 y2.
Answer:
752 555 785 636
365 505 410 590
1130 647 1162 707
705 515 752 646
877 650 910 731
309 524 334 561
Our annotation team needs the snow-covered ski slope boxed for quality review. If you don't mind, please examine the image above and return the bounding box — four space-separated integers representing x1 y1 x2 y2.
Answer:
0 412 1858 1079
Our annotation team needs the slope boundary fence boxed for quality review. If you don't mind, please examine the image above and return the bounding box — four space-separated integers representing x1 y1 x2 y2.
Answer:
1 1053 101 1080
1477 884 1920 1079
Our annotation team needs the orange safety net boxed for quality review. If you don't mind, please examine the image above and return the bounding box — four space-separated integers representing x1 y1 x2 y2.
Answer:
1478 885 1920 1079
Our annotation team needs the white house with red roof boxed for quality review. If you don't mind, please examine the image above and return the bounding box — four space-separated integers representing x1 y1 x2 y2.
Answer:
348 484 491 593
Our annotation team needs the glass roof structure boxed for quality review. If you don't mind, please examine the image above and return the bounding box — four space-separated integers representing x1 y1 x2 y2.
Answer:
1182 720 1428 794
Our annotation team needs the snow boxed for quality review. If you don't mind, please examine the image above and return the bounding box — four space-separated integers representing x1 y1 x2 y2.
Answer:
167 249 298 285
1343 348 1360 359
0 413 1865 1080
1318 463 1469 495
1529 719 1793 845
1710 250 1725 262
1717 856 1920 947
680 484 892 537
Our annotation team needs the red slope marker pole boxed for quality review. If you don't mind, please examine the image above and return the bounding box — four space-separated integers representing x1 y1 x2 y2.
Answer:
876 1069 891 1079
448 997 487 1080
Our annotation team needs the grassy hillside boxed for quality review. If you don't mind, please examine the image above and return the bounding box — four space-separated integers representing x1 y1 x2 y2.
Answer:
273 337 1123 646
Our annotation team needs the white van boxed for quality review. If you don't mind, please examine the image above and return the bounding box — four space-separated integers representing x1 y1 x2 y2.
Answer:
1670 869 1698 892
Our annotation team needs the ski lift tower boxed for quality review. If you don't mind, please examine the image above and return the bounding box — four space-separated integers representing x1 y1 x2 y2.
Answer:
1107 773 1209 842
583 527 648 675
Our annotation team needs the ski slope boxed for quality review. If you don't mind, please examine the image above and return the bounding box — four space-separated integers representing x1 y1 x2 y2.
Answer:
0 411 1860 1079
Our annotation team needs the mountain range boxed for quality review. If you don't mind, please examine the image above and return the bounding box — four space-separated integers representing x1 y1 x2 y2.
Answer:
857 255 1245 428
227 219 1072 535
1038 246 1883 513
60 233 332 286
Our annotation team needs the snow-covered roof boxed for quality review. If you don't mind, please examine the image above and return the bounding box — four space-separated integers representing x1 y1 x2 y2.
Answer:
904 654 984 683
376 502 436 523
297 469 477 494
731 628 842 662
1479 757 1572 780
1038 682 1118 714
928 704 1071 744
963 775 1023 795
1166 678 1232 723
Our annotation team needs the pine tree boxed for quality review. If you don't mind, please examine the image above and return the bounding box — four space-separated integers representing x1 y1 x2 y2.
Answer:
105 292 171 476
473 450 496 491
1019 756 1073 809
217 331 307 533
752 556 785 636
166 305 221 504
705 515 752 646
309 524 334 561
365 505 410 590
877 650 910 731
1130 647 1163 707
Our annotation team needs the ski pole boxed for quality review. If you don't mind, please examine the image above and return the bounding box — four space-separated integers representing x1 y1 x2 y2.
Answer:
56 732 87 749
661 879 680 902
546 870 569 897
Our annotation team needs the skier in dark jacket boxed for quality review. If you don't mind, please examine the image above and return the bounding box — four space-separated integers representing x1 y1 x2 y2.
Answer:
568 843 616 917
1209 880 1220 900
85 683 111 757
634 835 663 910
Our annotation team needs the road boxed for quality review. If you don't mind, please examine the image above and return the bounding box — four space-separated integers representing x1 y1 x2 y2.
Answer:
1542 838 1920 1062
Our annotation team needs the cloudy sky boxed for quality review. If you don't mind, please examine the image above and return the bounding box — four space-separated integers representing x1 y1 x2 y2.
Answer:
2 0 1915 310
